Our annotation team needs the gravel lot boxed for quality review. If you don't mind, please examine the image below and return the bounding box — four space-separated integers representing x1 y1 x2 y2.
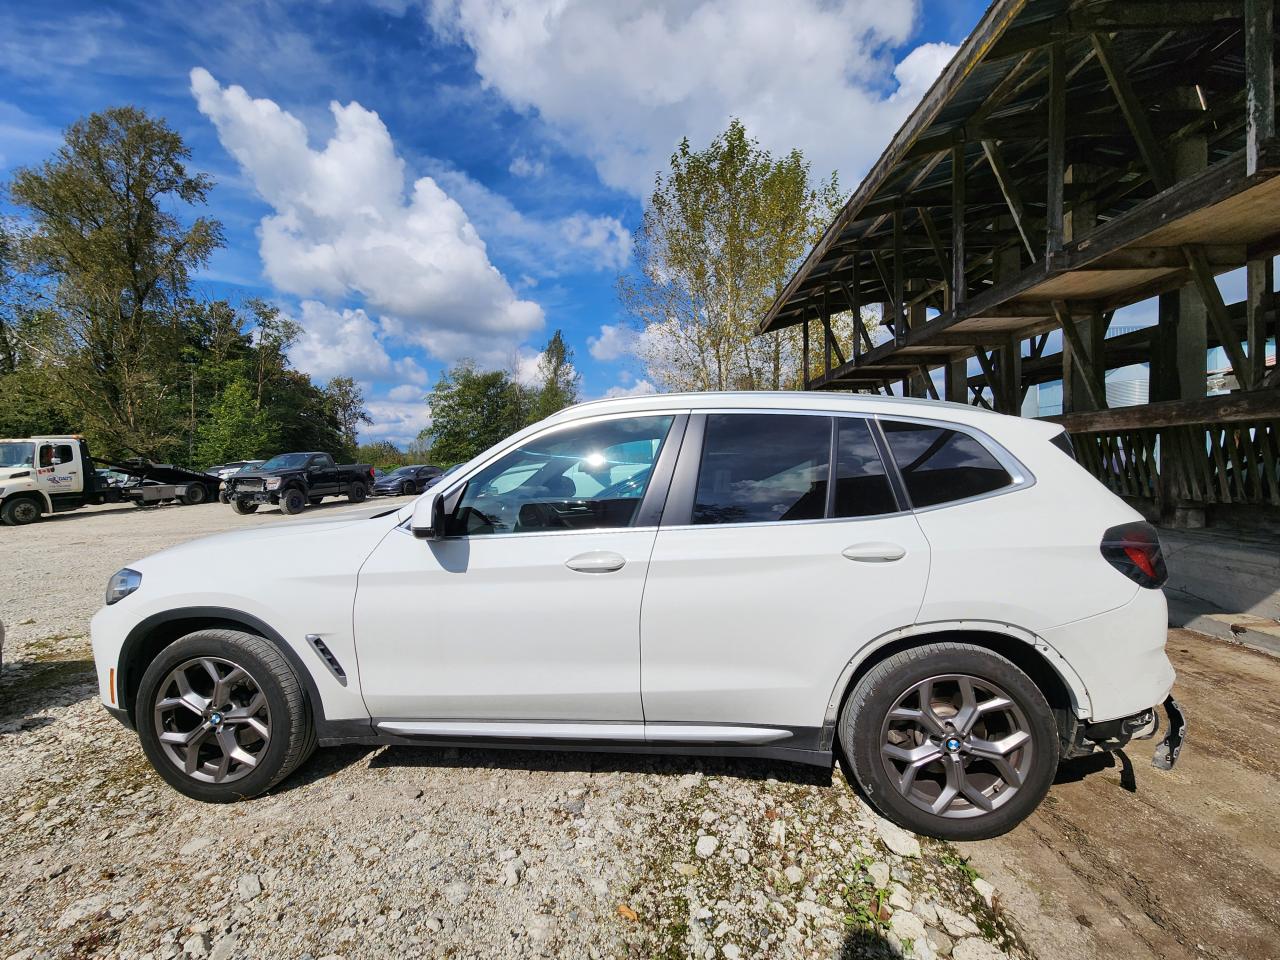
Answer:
0 499 1023 960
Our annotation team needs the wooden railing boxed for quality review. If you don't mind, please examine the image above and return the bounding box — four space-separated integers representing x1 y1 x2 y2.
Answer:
1045 392 1280 509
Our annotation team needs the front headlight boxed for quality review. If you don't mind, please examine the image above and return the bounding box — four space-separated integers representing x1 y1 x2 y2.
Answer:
105 568 142 605
264 478 282 490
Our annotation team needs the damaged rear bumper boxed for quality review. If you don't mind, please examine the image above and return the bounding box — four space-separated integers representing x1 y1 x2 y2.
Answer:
1064 695 1187 770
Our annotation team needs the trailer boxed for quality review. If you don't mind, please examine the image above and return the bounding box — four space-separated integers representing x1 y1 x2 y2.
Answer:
0 436 222 526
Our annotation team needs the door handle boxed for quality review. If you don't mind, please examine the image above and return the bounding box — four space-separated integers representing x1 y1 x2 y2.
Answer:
565 551 626 574
842 542 907 563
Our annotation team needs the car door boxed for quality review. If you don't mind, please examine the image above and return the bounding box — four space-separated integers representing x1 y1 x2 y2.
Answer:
354 412 686 722
639 411 931 742
308 455 339 494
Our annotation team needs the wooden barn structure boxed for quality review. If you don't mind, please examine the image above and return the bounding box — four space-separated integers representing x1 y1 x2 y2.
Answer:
758 0 1280 525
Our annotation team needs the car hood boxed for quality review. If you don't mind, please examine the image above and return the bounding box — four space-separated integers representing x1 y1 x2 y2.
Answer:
0 467 34 481
228 468 289 481
133 505 399 567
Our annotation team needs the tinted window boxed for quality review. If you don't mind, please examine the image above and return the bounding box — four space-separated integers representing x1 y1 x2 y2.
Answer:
451 415 673 535
834 419 897 518
694 414 829 525
881 420 1013 508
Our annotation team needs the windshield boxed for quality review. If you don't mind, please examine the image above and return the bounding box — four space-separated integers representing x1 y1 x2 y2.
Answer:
0 442 36 468
258 453 311 471
388 466 415 476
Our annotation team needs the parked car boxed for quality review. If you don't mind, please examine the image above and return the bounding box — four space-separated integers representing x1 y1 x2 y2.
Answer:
207 460 265 482
372 465 443 497
89 392 1183 839
223 452 375 515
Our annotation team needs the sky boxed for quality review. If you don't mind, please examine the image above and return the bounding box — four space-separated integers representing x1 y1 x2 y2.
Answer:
0 0 989 445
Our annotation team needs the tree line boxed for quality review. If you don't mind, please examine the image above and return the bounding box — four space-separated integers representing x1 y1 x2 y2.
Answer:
0 107 367 467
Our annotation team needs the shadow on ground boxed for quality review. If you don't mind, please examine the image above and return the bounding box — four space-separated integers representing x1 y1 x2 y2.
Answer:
0 657 96 726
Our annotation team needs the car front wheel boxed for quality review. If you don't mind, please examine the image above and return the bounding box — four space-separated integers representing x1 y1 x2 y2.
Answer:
135 629 315 802
280 488 307 514
839 642 1058 841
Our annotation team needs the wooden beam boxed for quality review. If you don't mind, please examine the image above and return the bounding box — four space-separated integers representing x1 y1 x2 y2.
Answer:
802 314 810 389
981 139 1037 259
1047 391 1280 434
951 143 966 307
1246 0 1276 176
1246 257 1274 386
1046 41 1067 259
1091 33 1173 191
1052 300 1108 410
918 365 941 400
893 206 906 342
917 207 951 306
1182 245 1254 388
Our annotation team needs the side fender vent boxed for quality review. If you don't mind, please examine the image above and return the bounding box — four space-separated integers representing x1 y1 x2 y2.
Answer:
306 634 348 686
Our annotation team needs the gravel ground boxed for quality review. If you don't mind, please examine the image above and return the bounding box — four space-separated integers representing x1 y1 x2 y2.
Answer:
0 499 1027 960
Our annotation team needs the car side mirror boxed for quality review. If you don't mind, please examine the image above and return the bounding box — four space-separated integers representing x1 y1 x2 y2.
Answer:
411 490 447 540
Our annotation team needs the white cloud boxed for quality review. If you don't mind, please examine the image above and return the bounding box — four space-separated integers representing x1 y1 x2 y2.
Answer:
508 153 545 178
602 379 656 399
288 301 395 382
588 323 638 362
190 67 544 363
387 383 427 403
426 161 631 274
361 393 434 446
427 1 957 195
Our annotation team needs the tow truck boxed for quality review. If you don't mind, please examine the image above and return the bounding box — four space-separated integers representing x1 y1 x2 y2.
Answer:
0 435 222 526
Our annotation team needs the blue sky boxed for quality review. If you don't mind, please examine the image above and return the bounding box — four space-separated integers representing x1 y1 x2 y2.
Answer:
0 0 988 444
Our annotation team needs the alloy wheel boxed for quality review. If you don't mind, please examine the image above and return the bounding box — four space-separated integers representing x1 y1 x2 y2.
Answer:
152 656 272 784
879 674 1033 820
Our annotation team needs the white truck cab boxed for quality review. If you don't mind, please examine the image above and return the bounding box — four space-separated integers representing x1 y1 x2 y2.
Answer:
0 436 90 525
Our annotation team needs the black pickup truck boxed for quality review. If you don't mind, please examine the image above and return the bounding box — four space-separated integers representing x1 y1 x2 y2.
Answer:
225 452 375 515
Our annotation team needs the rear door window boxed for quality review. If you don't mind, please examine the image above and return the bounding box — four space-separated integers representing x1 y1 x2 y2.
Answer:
880 420 1013 508
693 414 830 525
834 418 898 518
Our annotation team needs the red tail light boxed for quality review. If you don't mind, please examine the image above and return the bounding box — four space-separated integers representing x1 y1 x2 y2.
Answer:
1101 521 1167 589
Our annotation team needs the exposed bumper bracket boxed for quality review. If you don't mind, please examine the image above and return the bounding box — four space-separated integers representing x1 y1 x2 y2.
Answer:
1151 695 1187 771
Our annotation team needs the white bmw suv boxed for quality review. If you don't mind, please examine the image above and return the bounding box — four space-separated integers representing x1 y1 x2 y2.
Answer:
91 392 1184 840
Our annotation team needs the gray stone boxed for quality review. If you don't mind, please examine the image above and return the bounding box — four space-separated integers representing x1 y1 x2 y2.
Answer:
181 933 210 958
936 906 981 939
179 837 214 857
868 860 892 889
972 878 995 908
783 865 805 886
443 881 470 906
952 938 1009 960
237 874 262 901
872 817 921 858
695 835 719 859
209 934 238 960
56 894 108 930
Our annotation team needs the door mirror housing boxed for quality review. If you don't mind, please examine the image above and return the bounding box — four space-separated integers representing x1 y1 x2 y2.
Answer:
411 490 447 540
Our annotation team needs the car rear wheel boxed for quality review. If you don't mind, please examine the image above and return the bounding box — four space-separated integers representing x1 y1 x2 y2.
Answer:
178 483 208 506
280 488 307 515
136 629 315 802
231 498 258 515
347 482 367 504
838 642 1058 841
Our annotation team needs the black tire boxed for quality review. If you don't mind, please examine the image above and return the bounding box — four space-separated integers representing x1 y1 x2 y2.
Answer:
178 483 209 506
1 497 43 526
838 642 1058 841
218 490 230 504
280 488 307 515
136 629 315 802
231 498 259 515
347 481 367 504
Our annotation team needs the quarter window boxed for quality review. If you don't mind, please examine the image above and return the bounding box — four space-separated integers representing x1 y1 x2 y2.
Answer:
450 415 674 535
880 420 1013 508
693 414 829 525
834 419 897 518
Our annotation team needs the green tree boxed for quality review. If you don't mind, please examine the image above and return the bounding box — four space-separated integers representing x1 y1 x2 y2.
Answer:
418 361 526 465
356 440 410 471
326 376 372 455
529 329 580 422
618 118 848 391
194 379 275 467
9 106 223 458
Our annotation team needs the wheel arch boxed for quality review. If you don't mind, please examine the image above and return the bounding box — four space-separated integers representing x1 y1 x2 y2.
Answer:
821 621 1093 754
117 606 325 728
3 490 51 514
